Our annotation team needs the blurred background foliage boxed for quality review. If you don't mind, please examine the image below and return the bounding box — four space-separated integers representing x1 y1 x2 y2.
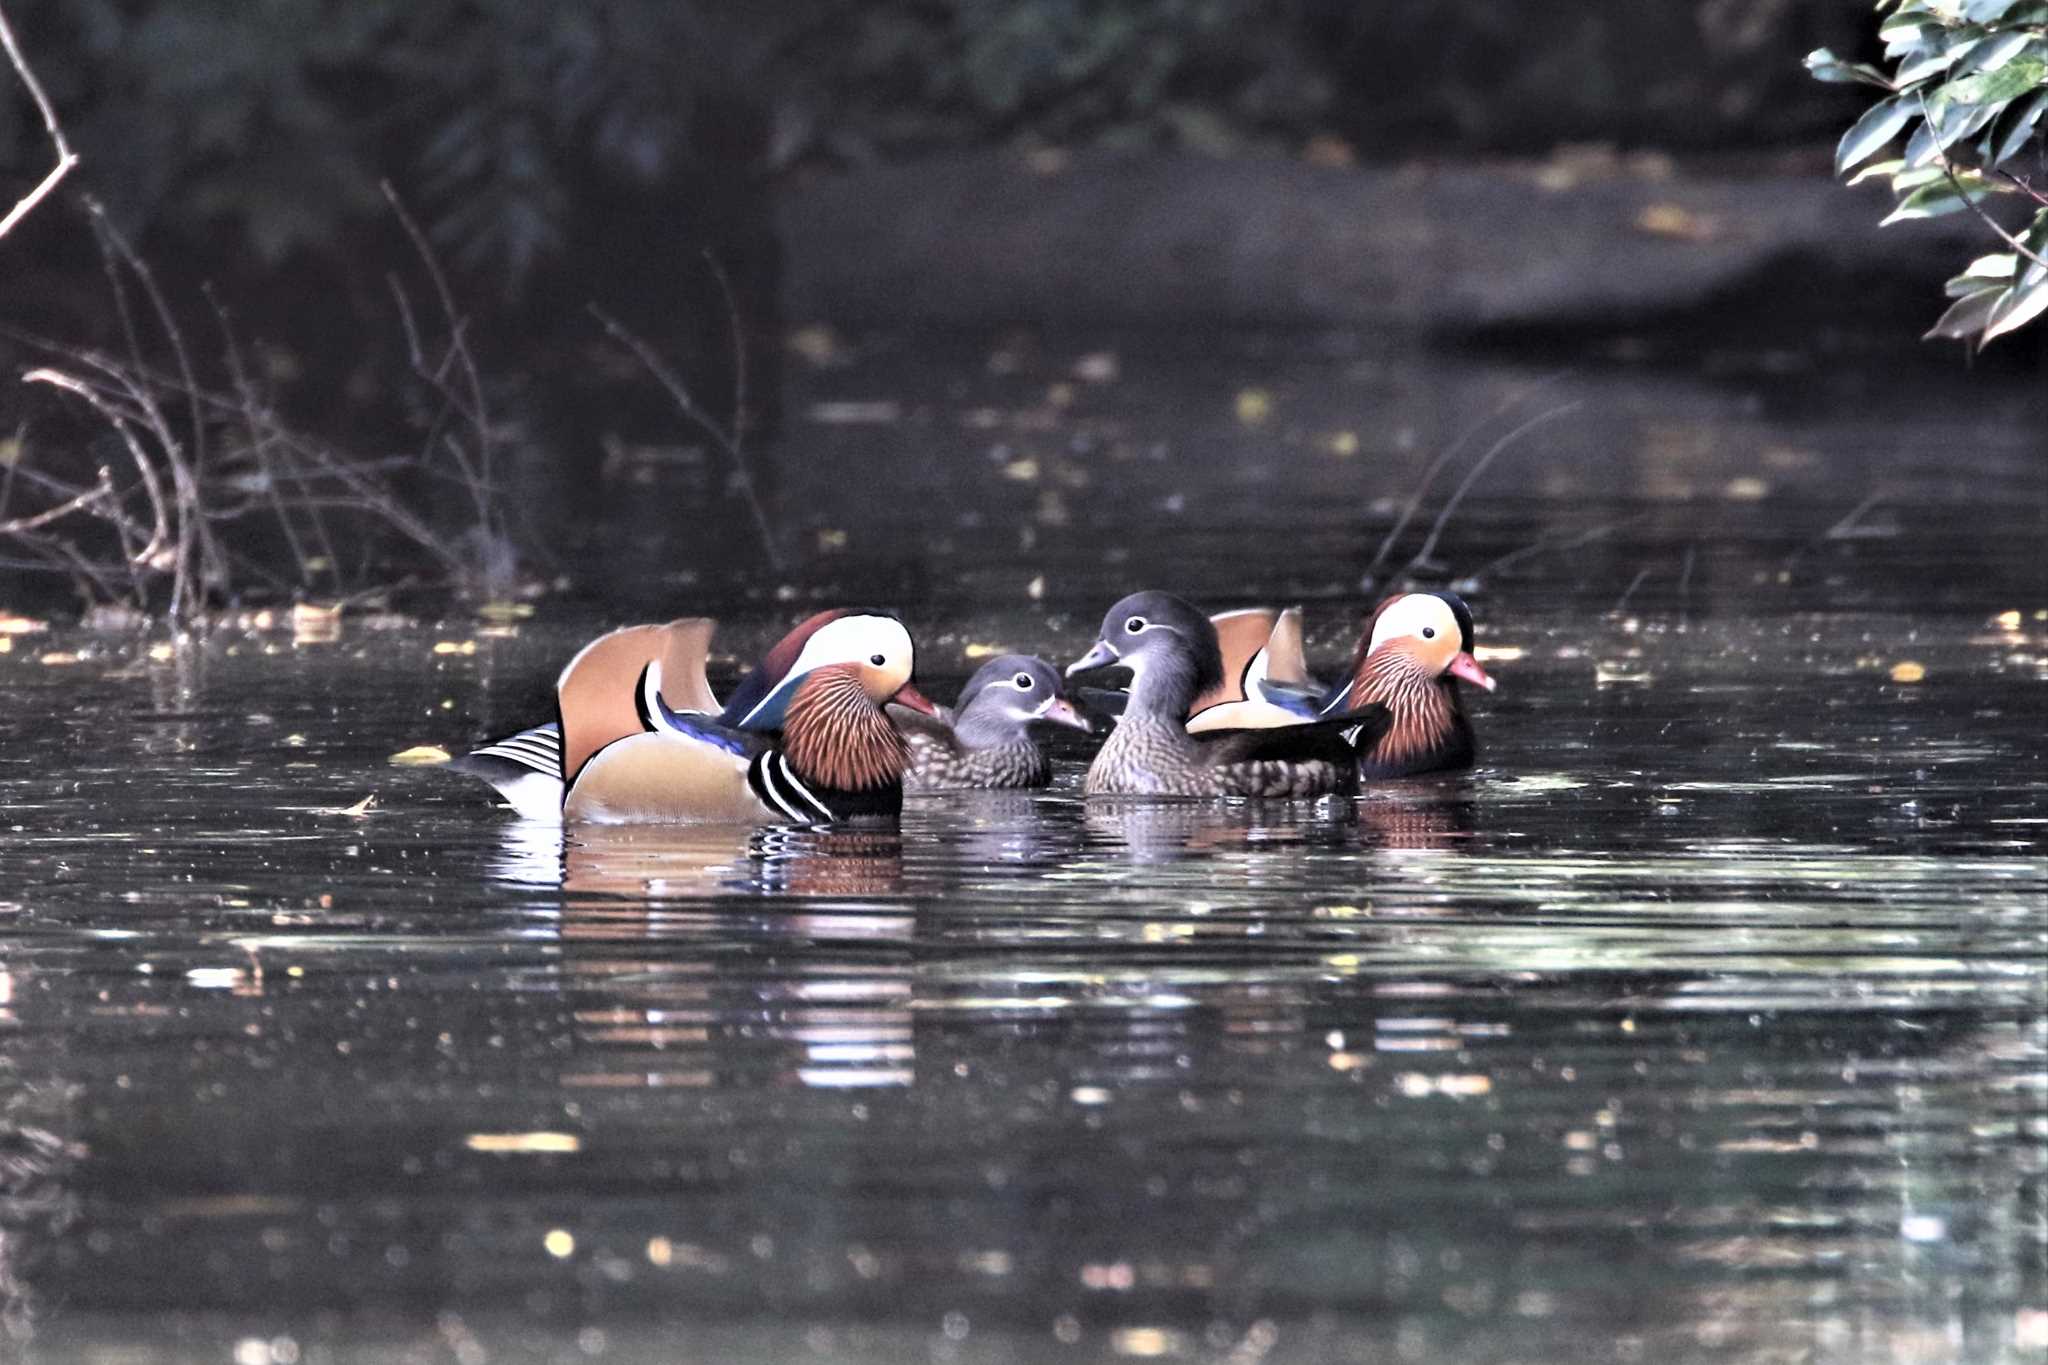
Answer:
3 0 1879 297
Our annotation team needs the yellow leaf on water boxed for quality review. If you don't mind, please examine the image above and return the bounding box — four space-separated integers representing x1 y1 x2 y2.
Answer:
1889 661 1926 684
963 643 1004 660
1235 388 1273 425
39 652 80 666
1636 203 1717 241
389 745 452 766
477 601 534 624
432 640 477 656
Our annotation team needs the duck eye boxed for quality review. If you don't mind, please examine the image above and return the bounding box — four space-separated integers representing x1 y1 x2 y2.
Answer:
1421 627 1436 640
1014 673 1035 690
869 653 887 666
1125 617 1147 634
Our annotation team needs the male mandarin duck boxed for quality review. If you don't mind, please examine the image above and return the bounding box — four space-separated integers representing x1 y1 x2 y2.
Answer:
1065 591 1388 798
452 609 938 824
889 654 1090 792
1322 590 1498 778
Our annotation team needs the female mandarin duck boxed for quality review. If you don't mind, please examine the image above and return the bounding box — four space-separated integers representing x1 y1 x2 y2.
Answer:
453 609 938 824
890 654 1090 792
1066 591 1387 798
1321 591 1498 778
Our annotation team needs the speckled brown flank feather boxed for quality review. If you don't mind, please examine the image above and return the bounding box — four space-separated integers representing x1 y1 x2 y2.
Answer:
781 665 909 792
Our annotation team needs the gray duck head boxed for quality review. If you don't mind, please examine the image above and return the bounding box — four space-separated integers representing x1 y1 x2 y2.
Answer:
953 654 1089 748
1066 590 1223 716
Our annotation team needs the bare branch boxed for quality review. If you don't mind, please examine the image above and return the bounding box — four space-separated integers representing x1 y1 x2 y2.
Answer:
0 466 112 535
589 303 783 572
0 2 79 240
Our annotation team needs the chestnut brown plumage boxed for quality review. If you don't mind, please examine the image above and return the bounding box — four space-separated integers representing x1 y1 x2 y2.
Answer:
1336 591 1495 779
781 664 911 793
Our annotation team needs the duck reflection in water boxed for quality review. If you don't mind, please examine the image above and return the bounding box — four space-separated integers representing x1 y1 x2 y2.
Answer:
1077 787 1475 863
486 822 907 901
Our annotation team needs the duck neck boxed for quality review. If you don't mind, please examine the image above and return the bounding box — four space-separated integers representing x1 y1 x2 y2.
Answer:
1125 647 1207 721
955 705 1029 752
1349 647 1465 767
781 666 908 792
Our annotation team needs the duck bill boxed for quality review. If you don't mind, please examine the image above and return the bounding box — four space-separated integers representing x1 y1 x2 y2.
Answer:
1038 696 1094 732
1066 640 1121 677
1447 652 1498 692
891 681 941 715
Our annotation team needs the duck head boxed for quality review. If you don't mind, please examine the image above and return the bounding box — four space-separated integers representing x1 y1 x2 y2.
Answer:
954 654 1091 747
719 609 938 733
1334 591 1496 777
1350 591 1496 696
1067 591 1223 716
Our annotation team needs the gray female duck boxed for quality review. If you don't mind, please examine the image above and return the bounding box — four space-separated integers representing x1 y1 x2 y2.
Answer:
892 654 1090 792
1066 591 1387 798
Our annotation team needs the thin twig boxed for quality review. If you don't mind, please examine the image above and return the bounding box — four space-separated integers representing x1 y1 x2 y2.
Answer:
0 467 112 534
1465 513 1649 582
588 302 783 571
1363 371 1570 583
382 182 498 542
1611 565 1653 614
0 2 79 240
1403 401 1583 578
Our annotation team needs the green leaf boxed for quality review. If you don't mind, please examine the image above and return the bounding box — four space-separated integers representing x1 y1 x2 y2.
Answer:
1805 47 1896 88
1981 272 2048 340
1882 181 1978 222
1963 0 2022 20
1986 88 2048 163
1849 157 1908 186
1924 284 2007 338
1947 29 2036 77
1943 252 2016 296
1945 56 2048 106
1837 96 1916 175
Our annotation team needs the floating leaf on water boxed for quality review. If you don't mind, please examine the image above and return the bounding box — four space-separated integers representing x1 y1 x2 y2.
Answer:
1995 610 2022 630
466 1131 580 1154
432 641 478 656
1026 575 1045 601
1890 661 1927 684
1636 203 1717 241
1725 477 1771 500
39 652 80 666
1326 430 1359 457
786 324 847 368
477 601 535 624
1001 458 1040 482
389 745 452 766
0 614 48 635
807 400 901 425
963 643 1004 660
341 795 376 818
1072 351 1119 383
1234 388 1273 425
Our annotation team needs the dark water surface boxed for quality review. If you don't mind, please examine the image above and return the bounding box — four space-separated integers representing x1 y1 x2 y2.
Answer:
1 342 2045 1363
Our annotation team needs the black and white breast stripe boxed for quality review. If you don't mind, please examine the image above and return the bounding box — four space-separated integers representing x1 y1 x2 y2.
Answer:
469 723 562 777
747 751 836 823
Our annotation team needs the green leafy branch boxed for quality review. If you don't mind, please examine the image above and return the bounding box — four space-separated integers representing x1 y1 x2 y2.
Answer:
1809 0 2048 345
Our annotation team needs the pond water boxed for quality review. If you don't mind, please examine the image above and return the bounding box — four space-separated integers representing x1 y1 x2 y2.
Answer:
0 335 2043 1363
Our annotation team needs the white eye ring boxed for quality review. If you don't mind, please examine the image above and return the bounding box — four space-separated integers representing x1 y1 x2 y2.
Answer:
1125 617 1147 634
869 653 887 666
1013 673 1035 690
